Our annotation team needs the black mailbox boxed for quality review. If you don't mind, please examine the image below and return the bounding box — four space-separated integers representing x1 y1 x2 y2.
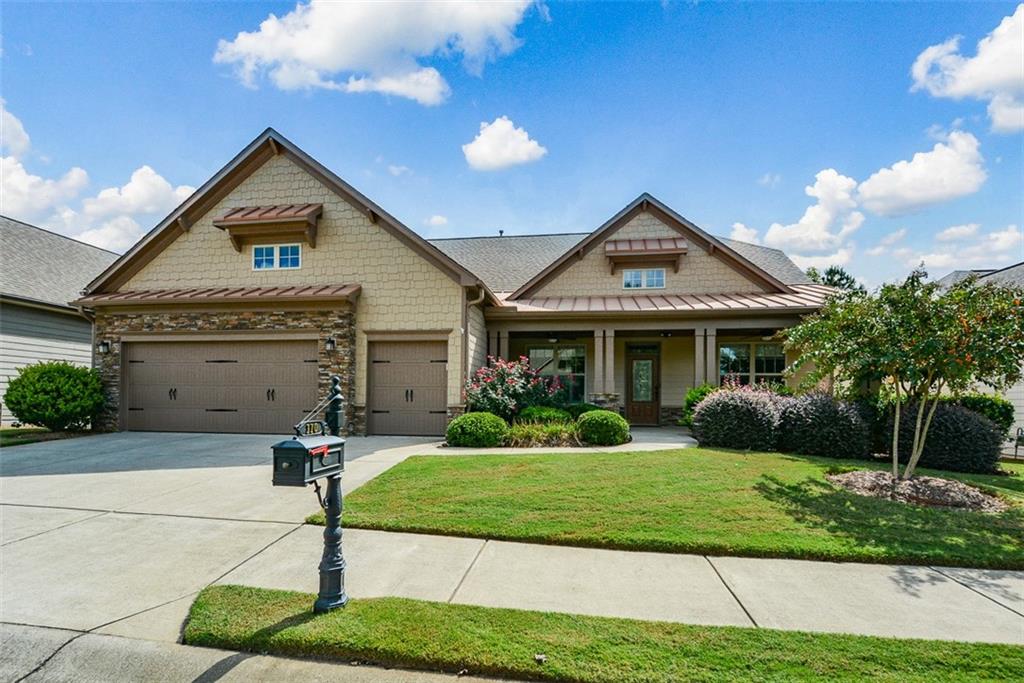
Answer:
272 432 345 487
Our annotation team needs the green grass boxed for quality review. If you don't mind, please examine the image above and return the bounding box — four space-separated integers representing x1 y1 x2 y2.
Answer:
185 585 1024 682
310 449 1024 569
0 427 51 447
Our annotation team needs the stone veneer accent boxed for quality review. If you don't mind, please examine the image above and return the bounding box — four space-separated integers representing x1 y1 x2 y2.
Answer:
92 306 356 434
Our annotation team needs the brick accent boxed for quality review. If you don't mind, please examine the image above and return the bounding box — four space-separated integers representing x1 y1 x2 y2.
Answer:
92 306 356 434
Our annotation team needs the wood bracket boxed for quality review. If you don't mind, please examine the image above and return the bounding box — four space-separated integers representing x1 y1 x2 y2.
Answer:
177 216 190 233
268 138 280 155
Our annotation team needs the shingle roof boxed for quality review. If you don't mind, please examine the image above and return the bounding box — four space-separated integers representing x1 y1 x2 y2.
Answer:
429 232 810 292
979 262 1024 287
0 215 118 310
935 269 996 289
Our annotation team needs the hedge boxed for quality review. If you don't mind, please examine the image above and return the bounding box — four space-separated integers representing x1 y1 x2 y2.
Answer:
446 412 508 448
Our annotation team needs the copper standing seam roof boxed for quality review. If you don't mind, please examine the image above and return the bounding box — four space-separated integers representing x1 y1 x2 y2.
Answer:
72 284 361 307
496 283 833 314
605 237 688 255
213 204 323 225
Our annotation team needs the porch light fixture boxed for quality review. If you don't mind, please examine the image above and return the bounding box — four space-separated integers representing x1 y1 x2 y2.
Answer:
546 337 559 344
325 337 337 352
98 340 111 354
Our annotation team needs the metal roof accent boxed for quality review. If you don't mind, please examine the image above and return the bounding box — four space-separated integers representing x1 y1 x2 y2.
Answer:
73 284 361 307
604 237 688 255
214 204 323 225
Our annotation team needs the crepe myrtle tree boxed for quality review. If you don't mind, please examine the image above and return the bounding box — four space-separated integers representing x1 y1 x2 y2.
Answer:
784 269 1024 481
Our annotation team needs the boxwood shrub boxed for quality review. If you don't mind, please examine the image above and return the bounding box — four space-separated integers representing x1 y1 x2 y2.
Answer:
515 406 572 424
3 361 104 432
778 392 870 459
891 403 1002 474
566 403 603 420
692 390 782 451
680 383 716 427
577 410 630 446
446 412 508 448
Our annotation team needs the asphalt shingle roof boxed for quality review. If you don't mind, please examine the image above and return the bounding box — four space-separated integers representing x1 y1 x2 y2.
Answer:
430 232 811 292
0 215 118 310
935 269 996 289
979 262 1024 288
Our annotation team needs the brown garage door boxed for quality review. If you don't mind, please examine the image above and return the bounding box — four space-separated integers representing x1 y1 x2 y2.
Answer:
368 340 447 436
124 340 318 434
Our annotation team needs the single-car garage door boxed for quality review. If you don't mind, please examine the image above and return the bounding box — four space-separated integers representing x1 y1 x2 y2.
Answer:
368 340 447 436
124 340 318 434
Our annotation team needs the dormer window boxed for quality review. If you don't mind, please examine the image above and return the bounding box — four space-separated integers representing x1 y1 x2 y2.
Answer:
623 268 665 289
253 244 301 270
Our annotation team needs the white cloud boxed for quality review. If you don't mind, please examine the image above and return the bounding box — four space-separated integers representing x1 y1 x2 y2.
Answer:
1 99 30 157
462 115 547 171
214 0 534 106
936 222 979 241
856 131 986 216
387 164 411 177
1 155 88 219
425 214 448 226
911 4 1024 132
866 228 907 256
756 172 781 188
910 224 1023 270
73 215 145 252
789 248 854 270
762 169 864 251
81 165 194 220
729 222 760 244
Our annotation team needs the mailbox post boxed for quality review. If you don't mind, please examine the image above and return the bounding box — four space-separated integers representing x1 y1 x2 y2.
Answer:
271 374 348 613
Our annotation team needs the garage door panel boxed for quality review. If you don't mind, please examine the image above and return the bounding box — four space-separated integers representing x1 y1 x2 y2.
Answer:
367 341 448 436
370 341 446 363
370 363 446 388
368 410 447 437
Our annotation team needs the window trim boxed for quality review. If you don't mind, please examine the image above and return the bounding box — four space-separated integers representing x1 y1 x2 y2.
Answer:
525 343 588 403
622 268 666 290
717 341 787 385
251 243 302 271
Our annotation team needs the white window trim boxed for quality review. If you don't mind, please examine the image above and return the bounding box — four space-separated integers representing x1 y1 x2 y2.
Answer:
252 243 302 271
717 342 786 384
525 343 588 402
622 268 666 290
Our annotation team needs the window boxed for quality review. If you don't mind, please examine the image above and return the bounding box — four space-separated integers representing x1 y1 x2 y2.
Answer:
252 244 301 270
719 342 786 386
527 345 586 403
622 268 665 289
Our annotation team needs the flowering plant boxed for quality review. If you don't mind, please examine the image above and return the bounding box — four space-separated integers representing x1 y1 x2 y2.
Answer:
465 356 562 421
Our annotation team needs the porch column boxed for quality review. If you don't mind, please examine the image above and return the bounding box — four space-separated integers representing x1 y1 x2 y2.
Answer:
705 327 718 386
592 329 605 395
487 330 499 360
694 327 706 386
604 329 616 396
498 331 509 360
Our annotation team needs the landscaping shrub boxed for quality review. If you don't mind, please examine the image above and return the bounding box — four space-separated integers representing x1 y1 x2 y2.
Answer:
445 412 508 448
679 383 716 427
778 392 870 459
566 403 603 420
504 422 580 447
577 410 630 446
3 361 103 432
890 403 1002 474
691 390 782 451
464 356 561 421
947 393 1014 438
515 406 572 424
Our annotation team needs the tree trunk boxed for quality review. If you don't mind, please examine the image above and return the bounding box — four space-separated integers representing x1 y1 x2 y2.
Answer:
902 398 929 481
890 382 901 497
903 396 942 480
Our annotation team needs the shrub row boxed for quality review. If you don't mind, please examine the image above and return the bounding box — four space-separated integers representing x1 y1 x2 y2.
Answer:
447 409 629 447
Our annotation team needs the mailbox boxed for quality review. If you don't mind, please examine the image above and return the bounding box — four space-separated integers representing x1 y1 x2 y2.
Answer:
272 431 345 487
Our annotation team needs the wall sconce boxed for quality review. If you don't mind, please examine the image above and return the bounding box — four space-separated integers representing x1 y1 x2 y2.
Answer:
324 337 337 352
98 340 111 354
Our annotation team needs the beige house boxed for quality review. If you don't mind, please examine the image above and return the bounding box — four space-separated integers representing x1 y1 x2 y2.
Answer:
75 129 829 435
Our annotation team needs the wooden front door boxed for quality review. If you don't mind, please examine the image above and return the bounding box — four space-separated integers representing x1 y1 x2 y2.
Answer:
626 351 660 426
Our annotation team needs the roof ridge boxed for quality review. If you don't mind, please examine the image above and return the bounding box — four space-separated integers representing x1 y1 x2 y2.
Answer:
428 231 590 241
0 214 120 255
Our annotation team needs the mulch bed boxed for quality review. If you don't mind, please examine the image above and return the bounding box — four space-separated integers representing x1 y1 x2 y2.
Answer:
827 469 1008 513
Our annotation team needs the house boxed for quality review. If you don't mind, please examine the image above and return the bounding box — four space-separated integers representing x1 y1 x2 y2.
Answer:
73 129 829 436
0 216 118 425
938 262 1024 437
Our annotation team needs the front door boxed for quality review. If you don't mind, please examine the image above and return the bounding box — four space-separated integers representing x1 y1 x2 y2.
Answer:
626 349 660 426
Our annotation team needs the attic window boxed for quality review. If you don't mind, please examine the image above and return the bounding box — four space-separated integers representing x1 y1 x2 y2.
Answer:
214 204 323 252
605 237 688 274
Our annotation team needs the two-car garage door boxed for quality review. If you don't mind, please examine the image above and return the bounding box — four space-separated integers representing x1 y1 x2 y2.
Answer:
124 340 318 434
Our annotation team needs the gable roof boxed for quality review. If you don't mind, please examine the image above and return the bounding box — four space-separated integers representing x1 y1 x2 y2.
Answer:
83 128 498 304
980 261 1024 287
0 215 118 312
720 238 812 285
935 269 997 288
507 193 793 300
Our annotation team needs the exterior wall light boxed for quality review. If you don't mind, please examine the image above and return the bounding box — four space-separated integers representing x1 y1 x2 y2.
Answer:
324 337 337 352
98 340 111 354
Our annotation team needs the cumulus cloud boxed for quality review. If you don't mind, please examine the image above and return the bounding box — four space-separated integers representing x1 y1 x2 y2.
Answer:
911 4 1024 132
1 99 31 157
462 115 547 171
936 222 980 241
789 248 854 270
81 165 194 220
73 216 145 252
866 228 907 256
425 214 448 226
214 0 534 105
910 224 1023 270
1 156 88 219
387 164 411 177
729 222 760 244
856 131 986 216
762 169 864 251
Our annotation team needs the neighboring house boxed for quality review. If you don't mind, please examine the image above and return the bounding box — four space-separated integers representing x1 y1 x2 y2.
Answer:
74 129 829 436
0 216 118 425
938 262 1024 437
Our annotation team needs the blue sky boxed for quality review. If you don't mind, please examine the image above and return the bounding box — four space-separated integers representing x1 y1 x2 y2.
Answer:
2 1 1022 285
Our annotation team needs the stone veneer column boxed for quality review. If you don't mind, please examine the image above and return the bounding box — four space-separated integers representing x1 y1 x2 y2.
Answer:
705 327 718 386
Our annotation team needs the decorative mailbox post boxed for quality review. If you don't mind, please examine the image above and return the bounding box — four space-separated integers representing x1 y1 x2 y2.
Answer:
271 375 348 613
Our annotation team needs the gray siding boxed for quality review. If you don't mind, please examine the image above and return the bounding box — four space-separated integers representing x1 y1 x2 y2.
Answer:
1 303 92 424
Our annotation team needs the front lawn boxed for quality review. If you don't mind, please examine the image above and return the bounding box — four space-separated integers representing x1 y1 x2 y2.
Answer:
0 427 59 447
310 448 1024 569
185 585 1024 682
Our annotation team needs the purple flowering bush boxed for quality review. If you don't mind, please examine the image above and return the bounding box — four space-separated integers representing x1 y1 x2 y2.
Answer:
465 356 561 421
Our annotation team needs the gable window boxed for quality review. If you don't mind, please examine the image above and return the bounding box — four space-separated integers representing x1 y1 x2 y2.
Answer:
719 342 786 386
252 244 301 271
622 268 665 289
526 345 586 403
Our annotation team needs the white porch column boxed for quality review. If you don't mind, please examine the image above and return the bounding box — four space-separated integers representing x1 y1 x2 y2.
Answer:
592 329 605 395
604 329 616 396
693 327 706 386
705 327 718 386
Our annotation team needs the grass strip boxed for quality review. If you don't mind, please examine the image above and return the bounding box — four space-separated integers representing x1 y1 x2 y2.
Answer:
309 449 1024 569
185 585 1023 682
